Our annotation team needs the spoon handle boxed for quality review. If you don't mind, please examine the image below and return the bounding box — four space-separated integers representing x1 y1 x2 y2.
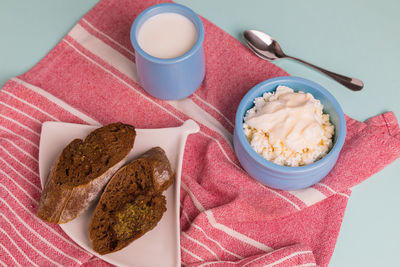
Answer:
285 55 364 91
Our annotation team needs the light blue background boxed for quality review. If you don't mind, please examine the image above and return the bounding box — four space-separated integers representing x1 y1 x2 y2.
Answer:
1 1 399 266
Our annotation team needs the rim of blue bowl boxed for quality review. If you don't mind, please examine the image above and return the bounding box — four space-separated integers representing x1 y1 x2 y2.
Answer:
235 76 346 175
130 3 205 65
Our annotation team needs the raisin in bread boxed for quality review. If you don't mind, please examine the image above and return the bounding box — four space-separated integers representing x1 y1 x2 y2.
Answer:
89 147 174 255
37 122 136 224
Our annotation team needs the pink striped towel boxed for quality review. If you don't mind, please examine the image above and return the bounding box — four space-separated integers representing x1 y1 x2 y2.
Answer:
1 0 399 266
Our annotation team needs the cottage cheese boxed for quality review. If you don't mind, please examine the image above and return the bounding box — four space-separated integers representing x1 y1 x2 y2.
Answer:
243 85 334 167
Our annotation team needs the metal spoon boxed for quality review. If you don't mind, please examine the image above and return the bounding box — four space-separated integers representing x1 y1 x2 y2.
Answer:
243 30 364 91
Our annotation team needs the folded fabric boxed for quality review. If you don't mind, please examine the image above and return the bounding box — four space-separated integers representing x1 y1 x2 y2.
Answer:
0 0 399 266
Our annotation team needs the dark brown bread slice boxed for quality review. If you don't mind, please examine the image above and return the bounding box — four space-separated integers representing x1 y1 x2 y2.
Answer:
89 147 174 255
37 122 136 224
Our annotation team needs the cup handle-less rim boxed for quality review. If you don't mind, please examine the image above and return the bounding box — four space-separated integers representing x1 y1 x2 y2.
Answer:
130 3 205 65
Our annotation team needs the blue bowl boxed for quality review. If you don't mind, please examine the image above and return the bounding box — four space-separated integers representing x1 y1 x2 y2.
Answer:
233 76 346 190
130 3 205 100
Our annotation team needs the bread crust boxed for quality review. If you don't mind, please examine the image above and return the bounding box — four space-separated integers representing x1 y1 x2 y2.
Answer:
37 123 136 224
38 155 128 223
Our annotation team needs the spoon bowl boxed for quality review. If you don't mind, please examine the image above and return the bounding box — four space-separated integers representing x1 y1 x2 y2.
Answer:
243 30 364 91
243 30 284 61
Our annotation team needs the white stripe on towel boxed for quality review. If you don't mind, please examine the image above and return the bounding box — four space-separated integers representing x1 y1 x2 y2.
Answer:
181 181 273 253
10 78 100 125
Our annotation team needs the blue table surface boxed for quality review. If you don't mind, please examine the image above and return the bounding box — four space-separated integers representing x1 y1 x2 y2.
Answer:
1 1 399 266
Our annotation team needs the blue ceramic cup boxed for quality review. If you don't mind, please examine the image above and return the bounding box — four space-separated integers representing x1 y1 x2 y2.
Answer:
130 3 205 100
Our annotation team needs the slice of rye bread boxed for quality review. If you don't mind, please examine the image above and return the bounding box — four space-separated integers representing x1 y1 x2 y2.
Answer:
89 147 174 255
37 122 136 224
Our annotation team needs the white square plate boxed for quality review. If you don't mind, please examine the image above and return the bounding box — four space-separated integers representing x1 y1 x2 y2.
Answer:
39 120 199 267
